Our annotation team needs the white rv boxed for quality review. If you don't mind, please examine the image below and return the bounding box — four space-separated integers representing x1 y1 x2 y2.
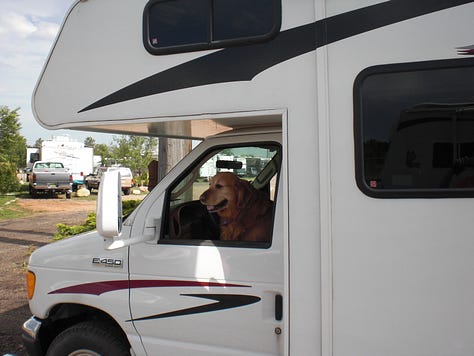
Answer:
27 135 94 190
23 0 474 355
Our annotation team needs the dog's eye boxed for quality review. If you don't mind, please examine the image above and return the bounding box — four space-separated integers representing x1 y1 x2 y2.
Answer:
215 184 223 189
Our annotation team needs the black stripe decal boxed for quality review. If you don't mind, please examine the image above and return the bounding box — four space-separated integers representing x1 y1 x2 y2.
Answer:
128 294 261 321
80 0 472 112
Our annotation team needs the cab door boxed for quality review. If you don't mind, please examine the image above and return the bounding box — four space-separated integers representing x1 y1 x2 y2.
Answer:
128 134 286 355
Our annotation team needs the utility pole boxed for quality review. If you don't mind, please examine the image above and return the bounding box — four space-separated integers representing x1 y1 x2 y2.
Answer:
157 137 192 181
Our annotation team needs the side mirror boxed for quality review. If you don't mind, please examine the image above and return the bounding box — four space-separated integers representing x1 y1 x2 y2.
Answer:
96 170 122 238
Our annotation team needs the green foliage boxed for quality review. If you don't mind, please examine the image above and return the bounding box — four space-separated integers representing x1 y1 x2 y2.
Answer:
84 136 96 148
53 200 142 240
0 106 27 168
0 106 26 194
34 137 43 148
110 135 158 185
53 212 97 240
122 199 142 216
0 162 20 194
93 143 111 166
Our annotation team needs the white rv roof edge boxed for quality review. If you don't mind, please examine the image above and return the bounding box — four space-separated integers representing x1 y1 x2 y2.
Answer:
31 0 82 128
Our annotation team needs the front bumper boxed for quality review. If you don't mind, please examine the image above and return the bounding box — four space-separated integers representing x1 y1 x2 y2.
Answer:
22 316 43 356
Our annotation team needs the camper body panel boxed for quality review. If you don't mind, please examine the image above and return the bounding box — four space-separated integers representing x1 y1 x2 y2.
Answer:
32 0 317 135
324 4 474 355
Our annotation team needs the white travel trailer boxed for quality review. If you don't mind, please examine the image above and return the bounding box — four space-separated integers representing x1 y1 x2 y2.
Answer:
23 0 474 355
26 135 94 190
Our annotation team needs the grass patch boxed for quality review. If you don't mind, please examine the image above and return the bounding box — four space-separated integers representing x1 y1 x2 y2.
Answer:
0 195 30 220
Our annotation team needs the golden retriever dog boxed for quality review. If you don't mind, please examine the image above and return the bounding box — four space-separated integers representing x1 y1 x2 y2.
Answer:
199 172 273 242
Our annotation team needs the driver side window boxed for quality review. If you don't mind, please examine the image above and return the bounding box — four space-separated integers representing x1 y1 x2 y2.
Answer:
161 144 281 247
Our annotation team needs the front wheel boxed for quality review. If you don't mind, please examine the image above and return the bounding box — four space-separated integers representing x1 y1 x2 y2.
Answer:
46 321 130 356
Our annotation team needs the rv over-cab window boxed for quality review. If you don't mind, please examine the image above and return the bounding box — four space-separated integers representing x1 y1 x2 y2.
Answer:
354 58 474 198
143 0 281 54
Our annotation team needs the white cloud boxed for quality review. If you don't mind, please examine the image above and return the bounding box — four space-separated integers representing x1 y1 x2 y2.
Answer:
2 0 72 21
0 11 59 67
0 9 58 117
0 0 113 145
30 20 60 41
0 12 36 37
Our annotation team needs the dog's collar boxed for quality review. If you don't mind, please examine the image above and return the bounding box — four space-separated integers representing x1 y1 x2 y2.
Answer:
220 218 233 226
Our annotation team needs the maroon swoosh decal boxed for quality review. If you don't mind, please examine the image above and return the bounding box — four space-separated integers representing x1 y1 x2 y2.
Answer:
49 280 129 296
49 280 249 296
457 45 474 55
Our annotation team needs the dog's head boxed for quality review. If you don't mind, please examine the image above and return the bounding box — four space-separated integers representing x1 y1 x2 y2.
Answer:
199 172 250 219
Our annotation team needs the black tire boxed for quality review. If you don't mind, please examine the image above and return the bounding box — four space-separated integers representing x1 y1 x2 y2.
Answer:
123 188 131 195
66 191 72 199
46 321 130 356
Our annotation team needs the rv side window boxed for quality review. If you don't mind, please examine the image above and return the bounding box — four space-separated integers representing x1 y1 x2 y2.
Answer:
160 144 281 248
354 58 474 198
143 0 281 54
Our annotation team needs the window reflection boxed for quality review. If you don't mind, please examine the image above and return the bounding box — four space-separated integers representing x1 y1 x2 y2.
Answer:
355 59 474 196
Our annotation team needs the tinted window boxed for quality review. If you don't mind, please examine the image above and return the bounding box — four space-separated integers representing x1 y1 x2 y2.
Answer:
144 0 280 54
354 59 474 198
147 0 209 48
213 0 277 41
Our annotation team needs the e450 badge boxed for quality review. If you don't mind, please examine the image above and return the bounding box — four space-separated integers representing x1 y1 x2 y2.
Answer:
92 257 123 268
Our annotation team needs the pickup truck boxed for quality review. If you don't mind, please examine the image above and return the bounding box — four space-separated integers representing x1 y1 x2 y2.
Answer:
28 161 72 198
85 166 134 195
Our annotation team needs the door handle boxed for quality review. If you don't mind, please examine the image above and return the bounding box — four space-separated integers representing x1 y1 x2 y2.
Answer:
275 294 283 321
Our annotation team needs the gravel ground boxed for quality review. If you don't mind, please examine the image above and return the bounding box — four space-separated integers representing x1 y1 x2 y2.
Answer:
0 197 96 355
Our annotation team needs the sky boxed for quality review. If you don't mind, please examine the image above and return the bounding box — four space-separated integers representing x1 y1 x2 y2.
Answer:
0 0 113 145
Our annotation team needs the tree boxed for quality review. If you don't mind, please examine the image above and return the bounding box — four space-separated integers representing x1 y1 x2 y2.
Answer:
0 106 26 193
158 137 192 181
84 136 96 148
34 137 43 148
110 135 158 185
157 122 192 181
0 106 27 168
93 143 110 166
0 162 20 193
